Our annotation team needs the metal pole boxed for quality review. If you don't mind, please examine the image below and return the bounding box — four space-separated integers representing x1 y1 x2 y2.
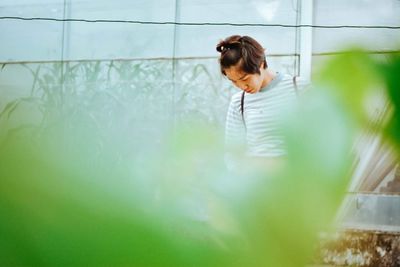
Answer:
299 0 313 81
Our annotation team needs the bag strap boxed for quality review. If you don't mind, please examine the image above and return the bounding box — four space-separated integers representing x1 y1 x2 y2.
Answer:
240 90 246 129
293 76 299 96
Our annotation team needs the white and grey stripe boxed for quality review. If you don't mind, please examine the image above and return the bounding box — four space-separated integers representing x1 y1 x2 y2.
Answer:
225 73 303 157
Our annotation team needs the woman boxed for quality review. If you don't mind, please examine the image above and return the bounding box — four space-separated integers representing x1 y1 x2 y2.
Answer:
216 35 300 171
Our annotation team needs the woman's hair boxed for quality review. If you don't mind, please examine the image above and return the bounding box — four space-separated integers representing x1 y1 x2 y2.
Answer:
216 35 267 76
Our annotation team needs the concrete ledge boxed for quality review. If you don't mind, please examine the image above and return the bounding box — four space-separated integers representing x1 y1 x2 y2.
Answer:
315 230 400 266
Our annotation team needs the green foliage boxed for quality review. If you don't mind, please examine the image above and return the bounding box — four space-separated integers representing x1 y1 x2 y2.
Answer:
0 51 399 266
377 54 400 152
0 137 232 267
314 51 381 127
316 51 400 156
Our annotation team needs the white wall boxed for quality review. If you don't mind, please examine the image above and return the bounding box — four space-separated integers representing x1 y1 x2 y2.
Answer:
0 0 299 62
313 0 400 53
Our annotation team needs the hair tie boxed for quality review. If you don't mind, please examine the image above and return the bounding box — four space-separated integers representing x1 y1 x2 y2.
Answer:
216 44 230 53
216 41 241 53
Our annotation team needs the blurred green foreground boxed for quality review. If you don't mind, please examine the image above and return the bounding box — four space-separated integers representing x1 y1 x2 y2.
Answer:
0 52 399 266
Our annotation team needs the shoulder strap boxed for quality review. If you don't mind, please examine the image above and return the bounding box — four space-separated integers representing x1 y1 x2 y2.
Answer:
240 91 246 129
293 76 299 96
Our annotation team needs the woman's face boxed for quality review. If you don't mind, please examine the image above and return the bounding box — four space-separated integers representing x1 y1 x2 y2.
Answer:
224 64 265 94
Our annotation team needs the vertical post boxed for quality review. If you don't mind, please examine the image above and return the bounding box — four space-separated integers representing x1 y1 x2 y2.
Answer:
172 0 180 132
61 0 71 62
60 0 71 109
299 0 313 82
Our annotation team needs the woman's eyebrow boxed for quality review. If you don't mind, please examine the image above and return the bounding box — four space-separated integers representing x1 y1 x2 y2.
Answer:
229 74 248 82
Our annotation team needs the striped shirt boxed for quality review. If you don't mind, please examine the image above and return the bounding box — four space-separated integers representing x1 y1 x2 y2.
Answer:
225 72 300 158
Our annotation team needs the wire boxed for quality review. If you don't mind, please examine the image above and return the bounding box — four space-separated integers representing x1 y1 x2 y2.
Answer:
1 16 400 29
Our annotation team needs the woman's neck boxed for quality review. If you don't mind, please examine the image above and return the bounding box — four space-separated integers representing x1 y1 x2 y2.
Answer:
260 69 276 89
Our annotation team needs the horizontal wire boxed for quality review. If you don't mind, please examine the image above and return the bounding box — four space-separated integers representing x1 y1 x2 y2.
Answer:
2 50 400 65
0 16 400 29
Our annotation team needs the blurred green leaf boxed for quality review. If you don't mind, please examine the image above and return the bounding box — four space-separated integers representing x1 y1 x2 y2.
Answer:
377 54 400 152
315 50 382 126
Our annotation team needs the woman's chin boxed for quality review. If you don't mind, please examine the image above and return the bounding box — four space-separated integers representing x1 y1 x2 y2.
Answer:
246 89 258 94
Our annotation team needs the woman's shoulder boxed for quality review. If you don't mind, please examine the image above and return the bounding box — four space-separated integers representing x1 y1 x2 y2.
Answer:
227 91 244 113
277 73 310 90
230 91 244 103
280 73 310 85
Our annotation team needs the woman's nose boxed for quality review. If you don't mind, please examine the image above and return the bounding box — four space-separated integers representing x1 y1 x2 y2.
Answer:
235 81 246 90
